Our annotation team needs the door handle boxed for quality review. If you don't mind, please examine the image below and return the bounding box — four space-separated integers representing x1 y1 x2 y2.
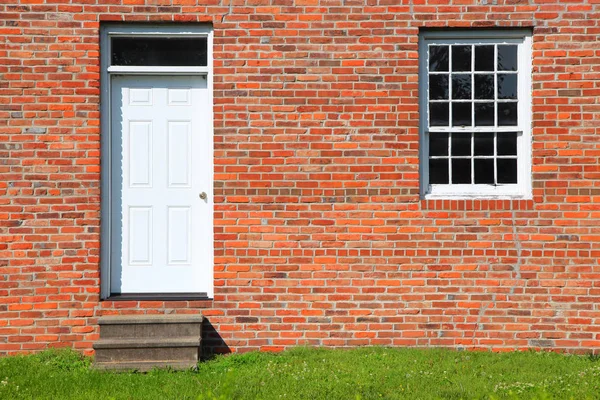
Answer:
199 192 207 200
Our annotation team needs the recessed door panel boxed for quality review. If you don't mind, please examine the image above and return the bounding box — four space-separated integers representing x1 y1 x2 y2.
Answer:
129 207 152 265
128 121 152 187
168 207 191 265
167 121 192 187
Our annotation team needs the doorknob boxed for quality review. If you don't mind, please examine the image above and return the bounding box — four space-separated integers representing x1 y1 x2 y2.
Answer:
199 192 207 200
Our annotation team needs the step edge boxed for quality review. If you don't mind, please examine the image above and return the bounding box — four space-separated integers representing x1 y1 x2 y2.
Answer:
92 361 197 371
93 337 201 349
98 315 204 325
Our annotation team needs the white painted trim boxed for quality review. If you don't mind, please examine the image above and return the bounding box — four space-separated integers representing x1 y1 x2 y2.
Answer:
420 29 532 41
419 29 533 200
206 27 215 299
108 66 210 74
99 24 214 299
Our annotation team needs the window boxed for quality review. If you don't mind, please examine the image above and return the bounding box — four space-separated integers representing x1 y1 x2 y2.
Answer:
419 30 532 198
111 37 208 67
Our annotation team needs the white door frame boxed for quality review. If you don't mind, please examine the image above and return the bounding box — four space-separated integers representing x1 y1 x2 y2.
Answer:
99 24 214 299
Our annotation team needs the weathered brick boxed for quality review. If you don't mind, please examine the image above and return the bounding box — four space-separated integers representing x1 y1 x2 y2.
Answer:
1 0 600 357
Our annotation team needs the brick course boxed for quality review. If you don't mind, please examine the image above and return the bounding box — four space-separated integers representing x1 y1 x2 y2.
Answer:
1 0 600 356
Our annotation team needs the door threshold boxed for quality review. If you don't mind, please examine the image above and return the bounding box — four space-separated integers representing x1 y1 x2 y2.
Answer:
106 293 211 301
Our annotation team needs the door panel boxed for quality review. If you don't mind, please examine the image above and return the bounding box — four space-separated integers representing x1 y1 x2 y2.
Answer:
110 75 211 294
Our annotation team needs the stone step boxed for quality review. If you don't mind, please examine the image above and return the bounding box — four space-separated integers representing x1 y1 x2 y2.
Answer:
94 337 201 364
98 315 204 339
93 314 204 371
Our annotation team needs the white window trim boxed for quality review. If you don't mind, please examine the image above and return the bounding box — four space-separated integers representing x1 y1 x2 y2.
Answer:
419 29 532 200
99 24 214 299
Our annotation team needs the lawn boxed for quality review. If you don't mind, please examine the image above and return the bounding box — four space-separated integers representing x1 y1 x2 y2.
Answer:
1 347 600 399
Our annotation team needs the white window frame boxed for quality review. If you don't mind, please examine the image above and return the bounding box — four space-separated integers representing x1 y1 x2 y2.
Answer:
419 30 532 199
99 24 214 299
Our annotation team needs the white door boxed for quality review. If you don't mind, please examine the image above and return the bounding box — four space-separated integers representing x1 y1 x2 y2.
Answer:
110 75 212 294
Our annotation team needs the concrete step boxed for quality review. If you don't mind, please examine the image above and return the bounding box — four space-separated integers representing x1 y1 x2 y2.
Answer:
98 315 204 339
93 314 204 371
94 337 201 364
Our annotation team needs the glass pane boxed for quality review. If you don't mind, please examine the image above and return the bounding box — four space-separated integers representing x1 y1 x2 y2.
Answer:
498 45 517 71
111 37 208 66
429 133 449 157
474 134 494 156
429 159 449 184
452 159 471 184
498 74 517 99
497 132 517 155
452 102 472 127
429 45 449 72
498 102 517 126
451 132 471 156
429 103 449 127
475 74 494 100
497 158 517 183
452 74 471 100
474 103 494 126
474 159 495 184
429 75 449 100
452 45 471 72
475 45 494 71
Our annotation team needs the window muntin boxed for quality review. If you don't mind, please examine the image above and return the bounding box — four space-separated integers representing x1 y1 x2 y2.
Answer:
420 32 531 198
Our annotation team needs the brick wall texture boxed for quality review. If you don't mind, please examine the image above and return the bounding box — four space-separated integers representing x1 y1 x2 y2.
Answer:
1 0 600 356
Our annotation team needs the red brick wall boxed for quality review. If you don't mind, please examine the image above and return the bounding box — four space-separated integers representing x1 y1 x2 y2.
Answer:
1 0 600 356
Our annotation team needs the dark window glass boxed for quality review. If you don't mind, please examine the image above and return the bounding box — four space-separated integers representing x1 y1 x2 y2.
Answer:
498 74 517 99
452 74 471 100
497 158 517 183
429 133 449 156
429 103 449 126
498 45 517 71
429 75 449 100
111 37 208 66
474 134 494 155
429 45 449 72
451 133 471 156
475 45 494 71
452 102 472 127
452 45 471 72
474 103 494 126
497 132 517 155
498 102 517 126
429 159 449 184
475 74 494 99
452 159 471 184
474 159 495 184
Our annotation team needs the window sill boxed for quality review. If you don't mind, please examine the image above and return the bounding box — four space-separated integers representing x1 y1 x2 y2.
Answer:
423 193 532 200
423 184 531 200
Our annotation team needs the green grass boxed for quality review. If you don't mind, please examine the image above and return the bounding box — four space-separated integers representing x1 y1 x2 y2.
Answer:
1 347 600 399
